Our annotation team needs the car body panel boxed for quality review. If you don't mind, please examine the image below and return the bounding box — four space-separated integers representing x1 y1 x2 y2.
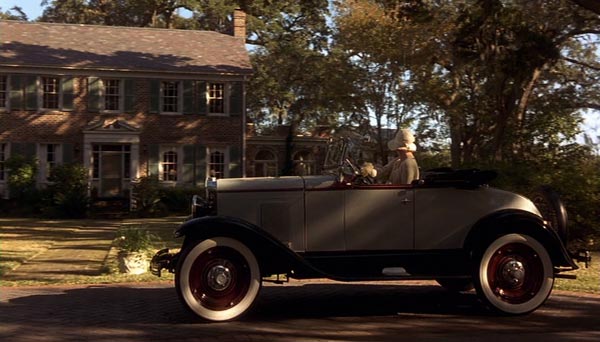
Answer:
414 187 541 249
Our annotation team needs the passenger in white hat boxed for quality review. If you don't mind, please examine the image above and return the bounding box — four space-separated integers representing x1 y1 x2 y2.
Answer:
377 129 420 185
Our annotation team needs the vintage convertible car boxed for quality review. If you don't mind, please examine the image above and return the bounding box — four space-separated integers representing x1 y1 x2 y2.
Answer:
151 138 590 322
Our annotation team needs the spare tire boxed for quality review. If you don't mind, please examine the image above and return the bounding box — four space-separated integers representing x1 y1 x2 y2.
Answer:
532 186 568 243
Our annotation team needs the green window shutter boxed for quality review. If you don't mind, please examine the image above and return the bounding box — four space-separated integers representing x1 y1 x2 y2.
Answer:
61 76 74 111
195 145 206 183
11 143 36 159
148 144 160 177
9 75 23 110
10 142 22 156
229 144 241 178
149 80 160 114
182 145 195 183
197 82 207 115
183 80 195 114
25 76 38 110
229 82 243 117
62 143 74 163
124 79 135 113
87 77 101 112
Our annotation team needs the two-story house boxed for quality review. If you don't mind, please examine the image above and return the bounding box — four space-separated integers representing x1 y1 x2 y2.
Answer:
0 11 251 199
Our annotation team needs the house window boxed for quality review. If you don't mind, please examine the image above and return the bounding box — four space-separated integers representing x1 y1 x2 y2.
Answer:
209 149 226 179
161 81 180 113
208 83 225 114
254 150 278 177
162 151 178 182
0 143 7 181
39 143 62 181
0 75 7 109
293 151 315 176
104 79 121 111
42 77 60 109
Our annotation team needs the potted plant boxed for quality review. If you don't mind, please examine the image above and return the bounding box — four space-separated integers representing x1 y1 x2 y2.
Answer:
115 226 157 275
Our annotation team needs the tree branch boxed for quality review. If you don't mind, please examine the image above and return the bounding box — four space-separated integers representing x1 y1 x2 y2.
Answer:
563 57 600 71
570 0 600 15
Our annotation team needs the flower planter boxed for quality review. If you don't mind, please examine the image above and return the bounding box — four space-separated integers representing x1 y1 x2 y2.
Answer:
117 251 149 275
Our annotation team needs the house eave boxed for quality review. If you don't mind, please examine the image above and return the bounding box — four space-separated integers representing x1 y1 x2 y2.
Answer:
0 64 253 79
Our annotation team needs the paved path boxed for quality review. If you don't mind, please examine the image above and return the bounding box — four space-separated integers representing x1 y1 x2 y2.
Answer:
2 220 121 282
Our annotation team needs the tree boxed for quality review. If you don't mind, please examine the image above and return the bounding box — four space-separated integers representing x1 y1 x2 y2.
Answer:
0 6 28 20
40 0 198 27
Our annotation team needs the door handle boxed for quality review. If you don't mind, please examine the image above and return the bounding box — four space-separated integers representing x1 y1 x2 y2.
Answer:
401 198 412 205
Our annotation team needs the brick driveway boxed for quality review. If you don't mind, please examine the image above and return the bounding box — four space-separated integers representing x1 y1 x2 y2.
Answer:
1 281 600 342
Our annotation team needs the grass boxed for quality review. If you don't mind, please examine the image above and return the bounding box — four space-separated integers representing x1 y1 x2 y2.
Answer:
1 217 598 294
555 252 600 294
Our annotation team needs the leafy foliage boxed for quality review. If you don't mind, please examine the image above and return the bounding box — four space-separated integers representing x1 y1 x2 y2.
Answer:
44 163 90 218
5 155 39 206
115 226 158 253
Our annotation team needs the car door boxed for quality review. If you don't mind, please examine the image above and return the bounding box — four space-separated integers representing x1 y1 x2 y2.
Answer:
344 185 415 250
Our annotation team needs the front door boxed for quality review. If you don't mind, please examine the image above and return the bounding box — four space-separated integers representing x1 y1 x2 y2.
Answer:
93 144 130 198
101 151 122 197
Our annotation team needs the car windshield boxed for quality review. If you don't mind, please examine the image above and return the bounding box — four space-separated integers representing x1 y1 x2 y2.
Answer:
322 135 369 175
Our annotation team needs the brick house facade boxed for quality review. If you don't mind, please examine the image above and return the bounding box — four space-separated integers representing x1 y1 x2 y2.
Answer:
0 15 252 199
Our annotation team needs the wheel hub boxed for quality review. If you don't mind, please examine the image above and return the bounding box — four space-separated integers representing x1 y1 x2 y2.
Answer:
206 262 232 291
501 259 525 287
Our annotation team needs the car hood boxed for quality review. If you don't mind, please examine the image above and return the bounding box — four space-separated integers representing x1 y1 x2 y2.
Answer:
216 175 338 192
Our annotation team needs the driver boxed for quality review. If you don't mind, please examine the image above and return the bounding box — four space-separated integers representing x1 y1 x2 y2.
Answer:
377 129 420 185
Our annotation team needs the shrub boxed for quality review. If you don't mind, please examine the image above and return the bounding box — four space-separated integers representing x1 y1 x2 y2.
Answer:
44 163 90 218
131 176 163 216
160 187 203 214
4 155 41 214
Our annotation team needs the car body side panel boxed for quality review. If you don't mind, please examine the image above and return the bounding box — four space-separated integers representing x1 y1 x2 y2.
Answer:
414 187 541 250
305 190 346 251
344 188 414 250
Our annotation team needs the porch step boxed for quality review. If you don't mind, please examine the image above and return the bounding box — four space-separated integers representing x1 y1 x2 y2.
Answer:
91 198 130 219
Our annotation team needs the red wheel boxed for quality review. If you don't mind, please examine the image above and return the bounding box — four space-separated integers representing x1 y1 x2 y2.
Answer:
475 233 554 315
176 237 261 321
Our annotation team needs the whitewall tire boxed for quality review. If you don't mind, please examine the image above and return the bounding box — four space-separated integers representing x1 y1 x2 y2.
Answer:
475 233 554 315
176 237 261 321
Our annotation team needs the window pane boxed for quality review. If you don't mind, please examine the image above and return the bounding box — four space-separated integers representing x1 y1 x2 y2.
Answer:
42 77 59 109
162 151 178 181
104 79 120 111
209 151 225 178
208 83 224 113
162 81 179 112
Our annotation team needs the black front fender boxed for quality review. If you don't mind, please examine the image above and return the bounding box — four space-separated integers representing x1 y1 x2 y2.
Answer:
175 216 322 278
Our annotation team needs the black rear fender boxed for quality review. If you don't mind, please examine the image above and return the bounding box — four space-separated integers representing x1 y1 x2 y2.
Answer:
464 210 577 270
176 216 319 277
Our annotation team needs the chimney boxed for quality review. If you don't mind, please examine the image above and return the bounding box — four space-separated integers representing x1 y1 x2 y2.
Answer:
233 9 246 38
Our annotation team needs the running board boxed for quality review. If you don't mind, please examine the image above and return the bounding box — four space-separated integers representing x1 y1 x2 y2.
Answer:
382 267 411 276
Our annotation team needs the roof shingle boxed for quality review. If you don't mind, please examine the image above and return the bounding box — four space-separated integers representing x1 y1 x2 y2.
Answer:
0 20 252 75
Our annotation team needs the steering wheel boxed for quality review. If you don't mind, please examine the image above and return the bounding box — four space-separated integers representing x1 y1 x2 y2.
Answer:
343 158 360 175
